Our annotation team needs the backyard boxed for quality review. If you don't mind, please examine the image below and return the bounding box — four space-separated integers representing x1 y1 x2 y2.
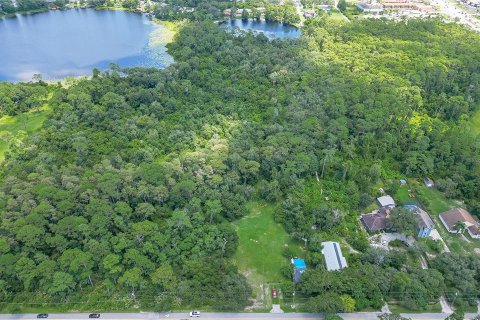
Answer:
397 179 480 254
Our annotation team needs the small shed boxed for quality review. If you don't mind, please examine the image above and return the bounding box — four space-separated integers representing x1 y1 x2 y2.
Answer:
377 195 396 208
292 258 307 283
424 177 434 188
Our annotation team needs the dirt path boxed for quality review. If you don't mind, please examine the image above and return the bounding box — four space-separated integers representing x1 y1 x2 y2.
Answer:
440 296 454 313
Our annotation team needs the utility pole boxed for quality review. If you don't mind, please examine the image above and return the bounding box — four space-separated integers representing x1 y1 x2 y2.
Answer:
292 290 296 309
452 292 458 306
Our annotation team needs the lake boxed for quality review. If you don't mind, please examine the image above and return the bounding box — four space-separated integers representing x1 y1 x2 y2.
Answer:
223 19 301 39
0 9 174 82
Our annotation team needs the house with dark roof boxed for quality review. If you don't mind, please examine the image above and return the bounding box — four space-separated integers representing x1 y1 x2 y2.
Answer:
361 204 435 238
360 207 390 232
439 208 480 239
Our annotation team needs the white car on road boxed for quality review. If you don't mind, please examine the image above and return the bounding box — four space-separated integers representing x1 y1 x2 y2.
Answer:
189 311 200 317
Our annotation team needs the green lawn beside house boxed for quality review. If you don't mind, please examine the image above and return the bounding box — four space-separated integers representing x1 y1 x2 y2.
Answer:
406 180 480 254
395 185 413 205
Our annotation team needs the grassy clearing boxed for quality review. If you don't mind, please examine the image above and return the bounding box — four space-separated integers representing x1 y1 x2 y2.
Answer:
395 185 413 205
325 10 350 25
388 302 442 313
0 107 50 162
415 184 455 214
233 201 303 308
470 108 480 135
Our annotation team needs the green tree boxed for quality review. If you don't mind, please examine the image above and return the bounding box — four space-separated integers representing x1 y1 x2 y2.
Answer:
387 208 419 235
338 0 347 12
48 272 75 297
119 267 143 296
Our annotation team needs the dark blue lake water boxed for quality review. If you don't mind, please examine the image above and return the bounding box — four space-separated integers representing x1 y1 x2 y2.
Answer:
0 9 174 82
224 19 301 39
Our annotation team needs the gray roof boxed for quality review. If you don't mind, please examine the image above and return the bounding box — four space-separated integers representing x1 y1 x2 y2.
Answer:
321 241 348 271
377 195 395 208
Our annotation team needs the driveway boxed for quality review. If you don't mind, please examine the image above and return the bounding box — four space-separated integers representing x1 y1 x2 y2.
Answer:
369 233 415 249
429 229 451 253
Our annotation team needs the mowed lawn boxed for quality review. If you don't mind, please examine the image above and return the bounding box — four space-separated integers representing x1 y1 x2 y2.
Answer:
0 108 49 161
233 201 303 288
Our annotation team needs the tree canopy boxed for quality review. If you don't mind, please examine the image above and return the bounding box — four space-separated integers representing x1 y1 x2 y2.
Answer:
1 17 480 312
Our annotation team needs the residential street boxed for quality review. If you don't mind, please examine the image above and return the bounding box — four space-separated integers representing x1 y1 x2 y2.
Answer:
1 312 480 320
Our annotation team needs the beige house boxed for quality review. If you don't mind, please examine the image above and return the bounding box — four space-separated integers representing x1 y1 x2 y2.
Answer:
439 208 480 239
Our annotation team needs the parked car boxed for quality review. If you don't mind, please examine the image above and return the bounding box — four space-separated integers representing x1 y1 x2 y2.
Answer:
189 311 200 317
272 288 277 299
89 314 101 318
37 314 48 319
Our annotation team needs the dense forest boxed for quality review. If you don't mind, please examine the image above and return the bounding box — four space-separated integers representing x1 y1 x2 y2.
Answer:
0 0 49 15
1 17 480 312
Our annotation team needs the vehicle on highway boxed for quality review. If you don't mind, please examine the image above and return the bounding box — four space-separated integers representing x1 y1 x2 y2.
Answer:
89 314 101 318
36 315 48 319
189 311 201 317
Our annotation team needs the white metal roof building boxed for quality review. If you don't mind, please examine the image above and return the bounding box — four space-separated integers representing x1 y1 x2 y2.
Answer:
321 241 348 271
377 195 396 208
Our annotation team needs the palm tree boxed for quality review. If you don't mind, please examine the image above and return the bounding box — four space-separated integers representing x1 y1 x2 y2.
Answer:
454 221 466 234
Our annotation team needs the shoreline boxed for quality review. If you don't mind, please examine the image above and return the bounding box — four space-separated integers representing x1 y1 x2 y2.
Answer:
0 9 179 84
0 5 151 20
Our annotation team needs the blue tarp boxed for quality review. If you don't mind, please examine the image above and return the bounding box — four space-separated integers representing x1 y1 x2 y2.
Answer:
292 259 307 283
293 258 306 270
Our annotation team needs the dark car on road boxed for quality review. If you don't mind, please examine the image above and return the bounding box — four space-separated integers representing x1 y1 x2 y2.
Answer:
89 314 100 318
37 314 48 319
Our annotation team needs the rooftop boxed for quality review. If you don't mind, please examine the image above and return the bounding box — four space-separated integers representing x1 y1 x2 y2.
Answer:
440 208 479 231
360 207 390 232
321 241 348 272
404 204 434 228
377 195 396 208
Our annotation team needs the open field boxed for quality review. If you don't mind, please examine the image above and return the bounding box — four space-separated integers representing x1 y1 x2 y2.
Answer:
233 201 303 309
0 108 50 162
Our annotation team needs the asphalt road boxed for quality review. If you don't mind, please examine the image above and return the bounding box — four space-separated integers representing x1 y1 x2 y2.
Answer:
0 312 479 320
